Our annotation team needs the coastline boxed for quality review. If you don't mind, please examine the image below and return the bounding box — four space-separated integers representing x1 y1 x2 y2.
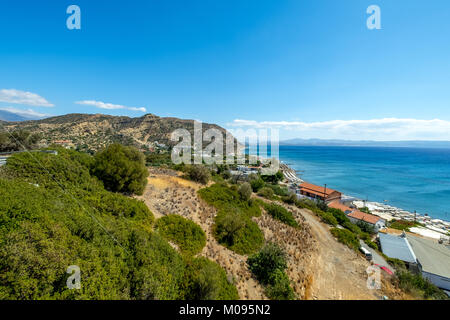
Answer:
279 161 450 241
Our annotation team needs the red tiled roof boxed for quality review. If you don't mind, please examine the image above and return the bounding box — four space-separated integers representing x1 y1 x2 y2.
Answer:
328 201 354 213
300 182 339 197
348 210 382 225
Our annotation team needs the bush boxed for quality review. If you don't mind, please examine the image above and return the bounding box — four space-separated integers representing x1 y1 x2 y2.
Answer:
318 211 338 226
186 165 211 184
247 243 288 285
247 243 295 300
265 269 296 300
330 228 360 251
328 208 349 225
250 178 265 192
356 221 376 234
0 148 240 300
281 193 297 205
92 144 148 195
266 184 289 197
263 203 298 228
214 209 264 255
258 187 274 199
396 270 448 300
155 215 206 256
389 219 421 232
183 257 239 300
0 130 41 152
238 182 252 201
198 183 261 218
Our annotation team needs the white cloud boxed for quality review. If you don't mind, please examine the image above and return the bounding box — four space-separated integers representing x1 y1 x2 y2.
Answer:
0 107 51 119
227 118 450 141
76 100 147 113
0 89 54 107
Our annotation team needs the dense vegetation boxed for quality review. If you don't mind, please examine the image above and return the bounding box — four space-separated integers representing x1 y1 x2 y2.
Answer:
261 203 299 228
91 144 149 195
247 243 295 300
185 165 211 184
182 257 239 300
0 147 237 300
155 215 206 256
198 183 264 254
389 219 422 232
330 228 360 251
0 130 41 152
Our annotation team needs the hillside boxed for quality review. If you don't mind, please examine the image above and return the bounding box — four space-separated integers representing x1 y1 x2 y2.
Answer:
1 113 233 152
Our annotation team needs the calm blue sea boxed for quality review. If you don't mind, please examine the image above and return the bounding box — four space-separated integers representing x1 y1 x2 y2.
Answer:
277 146 450 221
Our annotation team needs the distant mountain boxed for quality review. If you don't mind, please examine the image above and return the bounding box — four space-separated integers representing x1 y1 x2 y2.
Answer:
280 138 450 149
1 113 237 152
0 110 29 122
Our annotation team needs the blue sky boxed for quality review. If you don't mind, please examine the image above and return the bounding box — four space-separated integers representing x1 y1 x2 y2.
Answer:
1 0 450 140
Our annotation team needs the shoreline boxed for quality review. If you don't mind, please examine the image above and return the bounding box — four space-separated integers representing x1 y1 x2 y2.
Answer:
279 160 450 240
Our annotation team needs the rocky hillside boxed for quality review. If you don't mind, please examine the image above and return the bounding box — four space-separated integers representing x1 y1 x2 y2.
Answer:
1 113 233 152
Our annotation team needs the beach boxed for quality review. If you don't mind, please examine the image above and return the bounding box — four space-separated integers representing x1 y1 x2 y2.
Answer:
280 161 450 241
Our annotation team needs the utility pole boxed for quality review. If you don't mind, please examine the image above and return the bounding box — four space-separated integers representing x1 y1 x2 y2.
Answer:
324 184 327 201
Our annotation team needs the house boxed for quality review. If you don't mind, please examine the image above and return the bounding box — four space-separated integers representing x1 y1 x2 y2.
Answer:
328 201 355 214
378 232 419 272
52 140 74 149
347 210 386 232
299 182 341 202
406 234 450 291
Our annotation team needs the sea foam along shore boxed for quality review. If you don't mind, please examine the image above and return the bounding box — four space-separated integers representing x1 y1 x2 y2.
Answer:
279 161 450 241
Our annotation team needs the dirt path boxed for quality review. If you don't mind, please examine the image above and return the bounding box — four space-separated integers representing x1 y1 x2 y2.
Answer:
298 208 378 299
137 168 409 300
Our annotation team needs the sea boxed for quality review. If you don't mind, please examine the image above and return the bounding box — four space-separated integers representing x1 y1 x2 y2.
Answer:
275 146 450 222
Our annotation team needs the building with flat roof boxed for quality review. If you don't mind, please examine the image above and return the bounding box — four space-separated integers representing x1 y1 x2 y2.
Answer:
379 233 418 271
406 235 450 291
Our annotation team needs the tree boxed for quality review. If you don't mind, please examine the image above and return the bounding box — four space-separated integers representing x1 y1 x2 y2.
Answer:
91 144 148 195
186 165 211 184
257 187 274 199
247 242 288 285
250 178 265 192
214 210 246 246
238 182 252 201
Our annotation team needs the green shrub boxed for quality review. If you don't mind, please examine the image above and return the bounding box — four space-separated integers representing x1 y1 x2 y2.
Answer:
214 209 264 255
155 215 206 256
266 184 289 197
397 270 448 300
258 187 275 199
265 269 296 300
92 144 148 195
182 257 239 300
198 183 261 218
250 178 265 192
356 221 376 234
186 165 211 184
318 211 338 226
330 228 360 251
389 219 421 232
238 182 252 201
247 243 288 285
247 243 295 300
0 148 237 300
263 203 298 228
281 193 297 205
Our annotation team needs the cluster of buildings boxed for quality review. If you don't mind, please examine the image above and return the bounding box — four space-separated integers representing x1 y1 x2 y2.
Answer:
292 181 387 232
288 180 449 294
